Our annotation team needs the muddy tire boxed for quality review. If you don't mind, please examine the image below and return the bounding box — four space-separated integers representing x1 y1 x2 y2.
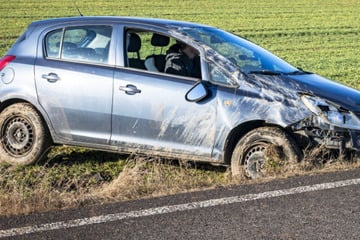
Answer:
231 126 301 179
0 103 51 165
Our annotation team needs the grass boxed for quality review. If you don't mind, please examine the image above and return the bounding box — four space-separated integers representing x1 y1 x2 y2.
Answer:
1 147 358 216
0 0 360 216
1 0 360 88
0 148 230 216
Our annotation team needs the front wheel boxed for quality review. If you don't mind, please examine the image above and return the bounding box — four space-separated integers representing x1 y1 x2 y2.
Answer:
0 103 51 165
231 126 301 179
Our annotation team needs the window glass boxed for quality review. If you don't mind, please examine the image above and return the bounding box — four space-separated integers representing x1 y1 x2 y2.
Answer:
208 61 232 85
179 27 298 74
45 29 62 58
125 30 172 70
125 29 201 79
45 26 112 64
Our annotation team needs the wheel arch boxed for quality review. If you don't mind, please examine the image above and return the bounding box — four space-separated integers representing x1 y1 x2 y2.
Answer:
223 120 297 165
0 98 55 144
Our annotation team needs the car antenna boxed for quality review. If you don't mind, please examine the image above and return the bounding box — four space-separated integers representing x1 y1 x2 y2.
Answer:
73 0 84 16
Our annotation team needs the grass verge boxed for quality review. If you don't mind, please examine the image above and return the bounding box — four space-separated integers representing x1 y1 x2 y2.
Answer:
0 146 359 216
0 146 230 216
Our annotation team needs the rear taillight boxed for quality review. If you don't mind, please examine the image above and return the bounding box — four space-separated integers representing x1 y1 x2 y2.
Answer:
0 55 16 71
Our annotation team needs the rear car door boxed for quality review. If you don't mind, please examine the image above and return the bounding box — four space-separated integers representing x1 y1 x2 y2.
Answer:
34 25 114 145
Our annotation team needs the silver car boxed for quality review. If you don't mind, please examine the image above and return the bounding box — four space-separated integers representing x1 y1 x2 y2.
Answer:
1 16 360 178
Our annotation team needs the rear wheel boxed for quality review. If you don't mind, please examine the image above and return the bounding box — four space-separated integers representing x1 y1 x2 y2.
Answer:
231 126 301 179
0 103 51 165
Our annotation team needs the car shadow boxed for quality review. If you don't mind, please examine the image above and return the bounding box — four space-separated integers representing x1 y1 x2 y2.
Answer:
44 148 128 167
43 146 228 173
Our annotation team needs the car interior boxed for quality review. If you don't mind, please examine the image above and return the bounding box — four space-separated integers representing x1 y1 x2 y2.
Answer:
144 33 170 72
125 30 201 78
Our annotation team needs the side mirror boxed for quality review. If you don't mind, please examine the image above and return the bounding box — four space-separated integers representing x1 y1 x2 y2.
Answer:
185 81 208 102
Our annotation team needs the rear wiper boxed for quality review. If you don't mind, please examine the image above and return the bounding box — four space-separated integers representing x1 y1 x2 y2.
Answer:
247 70 282 75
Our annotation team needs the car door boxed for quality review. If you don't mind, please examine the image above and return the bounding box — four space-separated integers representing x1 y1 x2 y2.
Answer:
34 25 114 145
111 30 217 158
112 71 217 158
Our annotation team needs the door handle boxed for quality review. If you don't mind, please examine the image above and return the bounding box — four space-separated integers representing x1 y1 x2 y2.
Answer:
42 73 60 83
119 84 141 95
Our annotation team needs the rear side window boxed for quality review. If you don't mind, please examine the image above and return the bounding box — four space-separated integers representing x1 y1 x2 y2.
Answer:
45 29 62 58
44 26 112 64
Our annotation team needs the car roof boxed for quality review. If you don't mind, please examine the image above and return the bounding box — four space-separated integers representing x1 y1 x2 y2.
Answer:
30 16 211 30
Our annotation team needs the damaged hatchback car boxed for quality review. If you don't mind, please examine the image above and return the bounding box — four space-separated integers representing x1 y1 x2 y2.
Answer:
1 16 360 178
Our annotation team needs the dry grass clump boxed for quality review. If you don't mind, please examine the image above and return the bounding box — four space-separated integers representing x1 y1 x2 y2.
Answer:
299 144 360 171
0 149 229 216
245 144 360 182
0 146 359 216
92 157 229 202
0 165 84 216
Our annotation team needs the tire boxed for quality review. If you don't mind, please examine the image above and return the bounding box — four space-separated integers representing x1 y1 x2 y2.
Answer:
0 103 51 165
231 126 301 179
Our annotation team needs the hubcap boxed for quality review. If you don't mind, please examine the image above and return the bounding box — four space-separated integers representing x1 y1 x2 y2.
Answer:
244 144 266 178
2 116 34 156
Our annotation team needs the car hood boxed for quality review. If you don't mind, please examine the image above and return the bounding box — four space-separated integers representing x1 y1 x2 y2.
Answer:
245 73 360 112
286 73 360 111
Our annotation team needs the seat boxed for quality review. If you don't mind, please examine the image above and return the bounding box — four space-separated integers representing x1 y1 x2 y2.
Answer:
127 33 145 69
145 33 170 72
98 41 110 63
58 42 77 58
75 48 98 61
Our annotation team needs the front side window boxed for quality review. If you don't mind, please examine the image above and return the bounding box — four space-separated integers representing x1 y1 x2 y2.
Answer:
208 61 232 85
124 29 202 79
45 25 112 64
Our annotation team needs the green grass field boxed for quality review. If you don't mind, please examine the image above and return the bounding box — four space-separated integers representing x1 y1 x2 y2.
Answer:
1 0 359 88
0 0 360 215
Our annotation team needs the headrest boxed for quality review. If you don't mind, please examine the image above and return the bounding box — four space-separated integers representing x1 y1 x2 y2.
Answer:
127 33 141 52
151 33 170 47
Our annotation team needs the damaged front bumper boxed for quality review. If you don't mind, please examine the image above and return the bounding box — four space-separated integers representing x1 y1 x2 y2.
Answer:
290 94 360 152
291 114 360 152
348 130 360 151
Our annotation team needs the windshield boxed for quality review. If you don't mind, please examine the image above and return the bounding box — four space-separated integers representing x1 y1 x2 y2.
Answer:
179 27 299 75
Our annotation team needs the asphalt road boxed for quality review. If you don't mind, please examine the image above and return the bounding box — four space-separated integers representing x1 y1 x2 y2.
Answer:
1 169 359 240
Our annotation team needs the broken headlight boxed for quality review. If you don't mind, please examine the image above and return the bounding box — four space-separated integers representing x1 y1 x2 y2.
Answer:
301 95 360 130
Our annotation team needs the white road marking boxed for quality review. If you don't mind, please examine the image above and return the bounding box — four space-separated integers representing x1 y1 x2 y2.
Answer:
1 178 359 238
